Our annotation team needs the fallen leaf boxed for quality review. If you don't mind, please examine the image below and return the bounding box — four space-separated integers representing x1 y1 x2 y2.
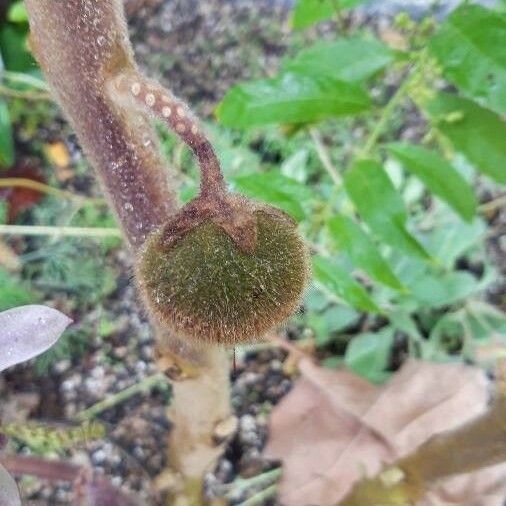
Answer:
44 142 73 181
378 29 408 51
0 240 20 272
0 165 45 222
264 359 505 506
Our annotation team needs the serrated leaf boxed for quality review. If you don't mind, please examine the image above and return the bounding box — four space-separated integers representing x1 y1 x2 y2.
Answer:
343 160 430 260
328 215 404 290
429 5 506 115
344 327 394 384
0 100 14 167
284 37 395 82
312 255 380 313
428 93 506 185
292 0 367 29
388 143 477 222
0 305 72 372
232 170 314 220
216 72 371 128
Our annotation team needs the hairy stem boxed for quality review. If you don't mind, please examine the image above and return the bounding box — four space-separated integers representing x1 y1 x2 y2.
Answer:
25 1 232 504
26 0 177 248
110 72 226 198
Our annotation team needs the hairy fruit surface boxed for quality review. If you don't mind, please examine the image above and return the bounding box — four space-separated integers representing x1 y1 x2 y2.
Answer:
137 200 309 345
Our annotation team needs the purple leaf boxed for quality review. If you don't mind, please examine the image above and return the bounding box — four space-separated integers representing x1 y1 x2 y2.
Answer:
0 305 72 372
0 463 21 506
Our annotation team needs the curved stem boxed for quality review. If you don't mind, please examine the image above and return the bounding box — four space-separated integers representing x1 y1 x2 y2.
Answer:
109 72 226 199
0 177 105 205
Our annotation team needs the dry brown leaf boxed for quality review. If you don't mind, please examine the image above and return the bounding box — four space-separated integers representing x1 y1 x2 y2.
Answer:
44 142 73 181
264 359 506 506
0 239 20 272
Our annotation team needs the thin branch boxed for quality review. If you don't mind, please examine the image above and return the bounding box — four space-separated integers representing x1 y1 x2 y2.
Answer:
479 194 506 214
0 177 105 205
236 484 278 506
309 127 341 186
0 224 122 238
359 66 419 159
1 455 80 482
0 84 52 101
225 468 282 499
74 373 167 422
2 71 50 91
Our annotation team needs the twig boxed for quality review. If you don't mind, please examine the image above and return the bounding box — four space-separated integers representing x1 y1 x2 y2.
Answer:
309 127 341 186
0 225 122 238
2 71 49 91
479 194 506 214
235 484 278 506
1 455 79 482
0 177 105 205
74 373 167 422
0 84 52 101
225 468 282 498
359 66 419 159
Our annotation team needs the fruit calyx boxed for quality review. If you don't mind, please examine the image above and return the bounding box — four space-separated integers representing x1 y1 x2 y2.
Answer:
159 190 296 255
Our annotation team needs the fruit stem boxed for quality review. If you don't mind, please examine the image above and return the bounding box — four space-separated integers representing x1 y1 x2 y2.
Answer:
110 72 227 199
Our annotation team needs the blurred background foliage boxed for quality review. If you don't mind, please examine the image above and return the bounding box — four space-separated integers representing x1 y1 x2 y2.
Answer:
0 0 505 384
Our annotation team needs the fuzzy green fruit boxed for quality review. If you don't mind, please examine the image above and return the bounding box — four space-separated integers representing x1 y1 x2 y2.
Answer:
137 209 308 345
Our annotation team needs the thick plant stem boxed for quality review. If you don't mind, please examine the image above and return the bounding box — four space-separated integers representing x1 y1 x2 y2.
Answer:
25 0 177 248
25 1 232 504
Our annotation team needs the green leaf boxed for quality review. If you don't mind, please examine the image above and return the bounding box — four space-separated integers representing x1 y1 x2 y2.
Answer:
307 305 359 346
328 215 404 290
464 302 506 341
388 143 477 222
216 72 371 128
429 5 506 115
344 327 394 384
0 24 35 72
312 255 381 313
428 93 506 185
7 1 29 23
0 268 38 311
426 218 486 268
233 170 314 220
284 37 395 82
343 160 430 259
0 101 14 167
408 271 480 308
280 149 309 183
292 0 367 29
